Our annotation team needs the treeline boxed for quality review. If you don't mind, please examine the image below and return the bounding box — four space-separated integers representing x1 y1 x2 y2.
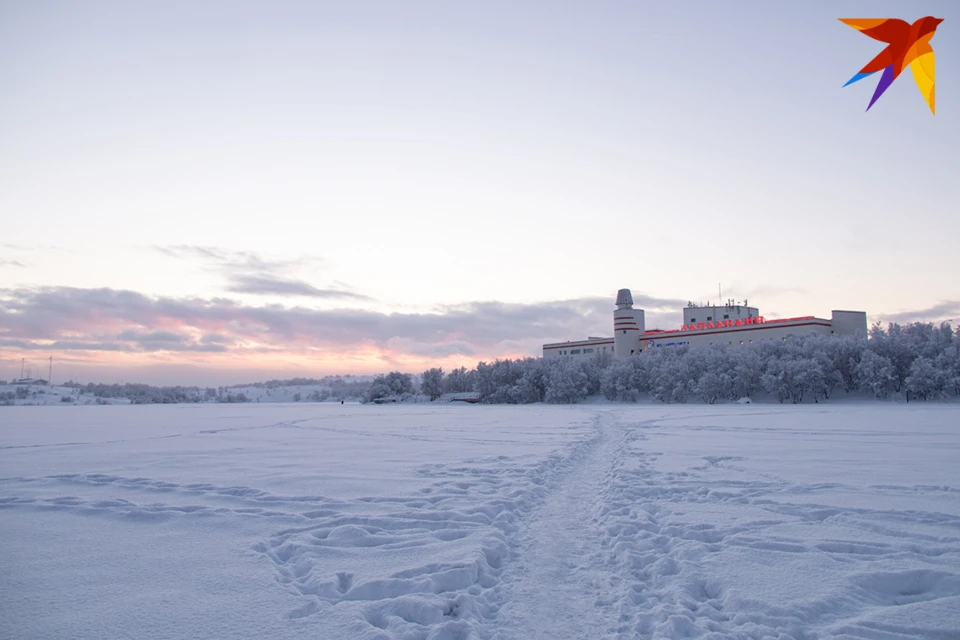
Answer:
55 379 373 405
364 322 958 405
228 375 368 391
597 322 958 404
363 367 473 403
63 383 249 404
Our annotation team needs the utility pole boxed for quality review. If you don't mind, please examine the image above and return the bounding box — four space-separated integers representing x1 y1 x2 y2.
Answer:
48 356 53 386
21 358 24 379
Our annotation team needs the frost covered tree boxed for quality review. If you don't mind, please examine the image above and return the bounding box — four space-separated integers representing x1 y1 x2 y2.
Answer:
601 357 645 401
363 372 415 403
474 360 524 404
442 367 474 393
516 358 548 403
653 352 693 404
761 358 790 404
868 323 920 392
761 357 824 404
822 335 865 393
544 358 589 404
420 367 444 400
730 348 763 399
944 345 960 396
855 350 896 399
905 356 949 401
695 371 723 404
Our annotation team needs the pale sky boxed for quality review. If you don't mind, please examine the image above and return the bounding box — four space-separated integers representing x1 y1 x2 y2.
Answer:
1 1 957 385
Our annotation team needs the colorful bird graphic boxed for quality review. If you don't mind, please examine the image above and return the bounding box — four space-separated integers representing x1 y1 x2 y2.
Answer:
840 17 943 114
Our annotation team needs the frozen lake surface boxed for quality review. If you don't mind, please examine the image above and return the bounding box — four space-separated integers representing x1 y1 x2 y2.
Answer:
1 403 958 639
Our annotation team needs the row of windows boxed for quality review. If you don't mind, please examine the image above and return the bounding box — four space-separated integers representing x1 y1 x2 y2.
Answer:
689 314 732 323
557 346 607 356
563 335 782 355
723 337 790 345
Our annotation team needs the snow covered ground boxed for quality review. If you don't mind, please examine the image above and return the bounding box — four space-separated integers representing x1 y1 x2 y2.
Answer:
1 403 958 639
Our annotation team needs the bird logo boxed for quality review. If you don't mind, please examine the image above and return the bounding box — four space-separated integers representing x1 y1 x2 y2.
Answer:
840 17 943 114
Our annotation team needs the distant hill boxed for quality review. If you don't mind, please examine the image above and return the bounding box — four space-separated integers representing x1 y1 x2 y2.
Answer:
0 383 130 406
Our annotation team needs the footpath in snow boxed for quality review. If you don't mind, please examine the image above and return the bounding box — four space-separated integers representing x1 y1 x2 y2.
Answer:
494 413 621 639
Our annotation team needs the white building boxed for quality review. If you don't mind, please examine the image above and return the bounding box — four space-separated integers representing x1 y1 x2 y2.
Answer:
543 289 867 359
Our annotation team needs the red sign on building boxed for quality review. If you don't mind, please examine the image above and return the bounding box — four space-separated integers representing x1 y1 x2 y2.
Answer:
680 317 765 332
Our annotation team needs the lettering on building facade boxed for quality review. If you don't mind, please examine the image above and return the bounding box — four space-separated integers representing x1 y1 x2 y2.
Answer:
645 340 690 349
679 317 765 332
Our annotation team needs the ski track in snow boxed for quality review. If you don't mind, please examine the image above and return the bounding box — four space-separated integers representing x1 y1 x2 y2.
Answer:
1 405 959 639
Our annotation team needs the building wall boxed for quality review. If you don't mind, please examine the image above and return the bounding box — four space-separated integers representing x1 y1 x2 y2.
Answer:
642 320 835 351
543 339 614 359
683 304 759 326
614 308 644 357
831 310 868 336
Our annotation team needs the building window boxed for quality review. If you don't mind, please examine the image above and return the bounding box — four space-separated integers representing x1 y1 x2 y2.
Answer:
570 349 581 355
707 316 712 321
623 330 626 335
740 340 744 345
749 339 753 343
723 314 729 319
690 318 696 323
584 348 593 354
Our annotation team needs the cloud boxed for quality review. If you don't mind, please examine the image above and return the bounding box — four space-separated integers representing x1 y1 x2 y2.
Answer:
2 243 67 251
874 301 960 325
153 245 368 300
226 274 372 300
384 337 476 358
0 286 685 361
0 338 130 352
117 330 185 343
0 259 27 268
155 245 324 274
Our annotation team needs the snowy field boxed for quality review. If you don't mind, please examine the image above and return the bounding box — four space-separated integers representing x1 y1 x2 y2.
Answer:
1 404 958 639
